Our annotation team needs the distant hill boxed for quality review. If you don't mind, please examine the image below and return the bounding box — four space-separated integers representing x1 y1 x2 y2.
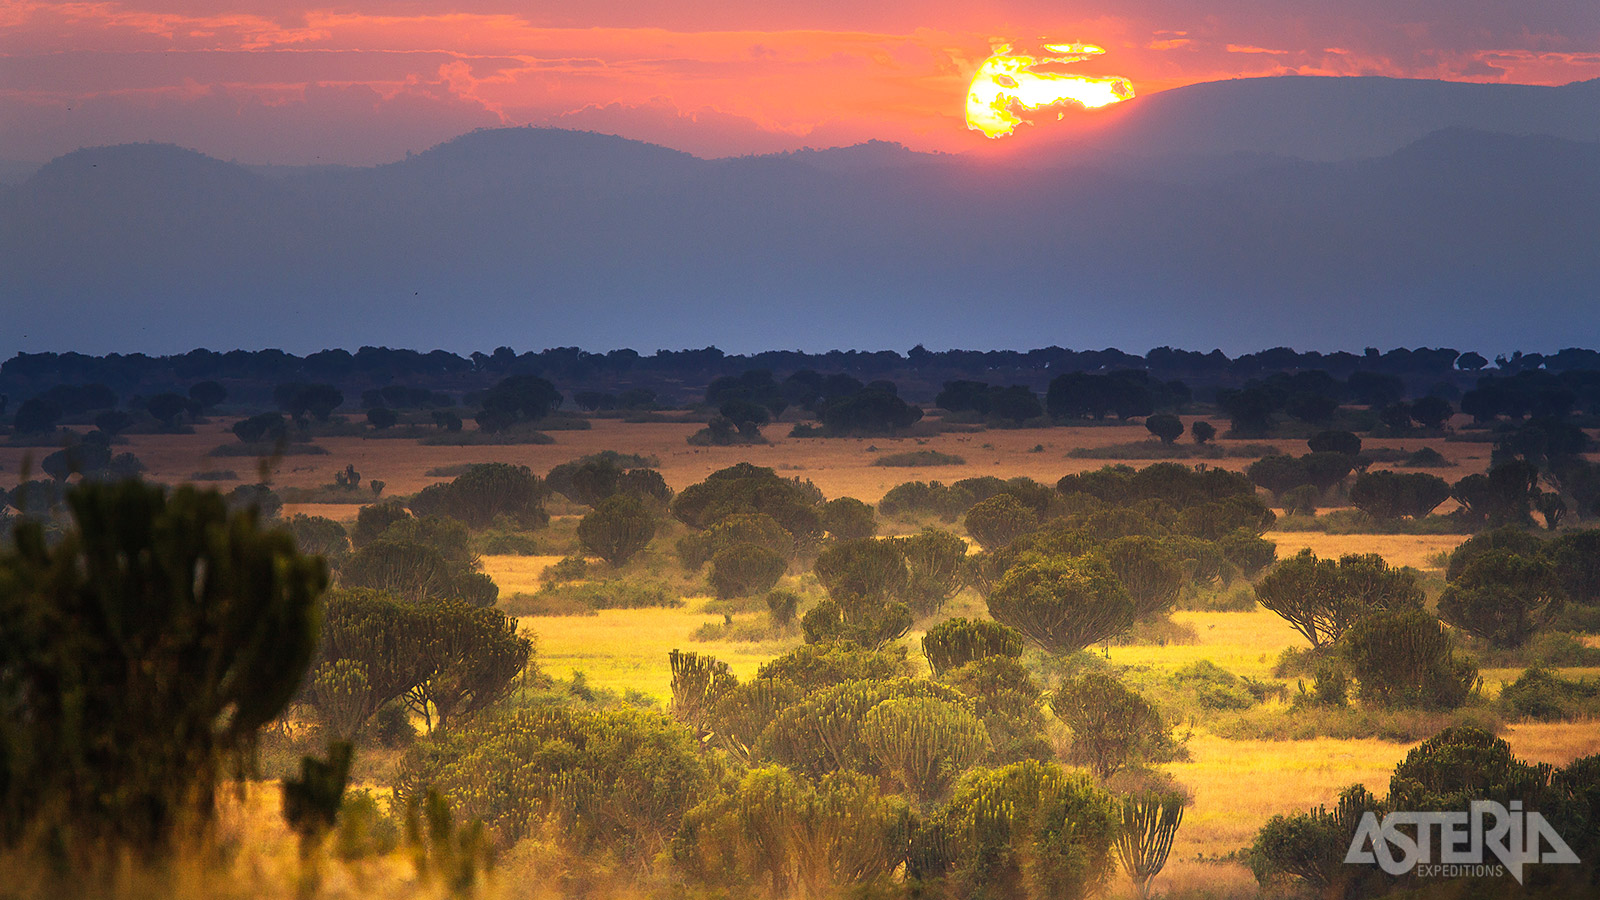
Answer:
2 74 1598 357
996 75 1600 164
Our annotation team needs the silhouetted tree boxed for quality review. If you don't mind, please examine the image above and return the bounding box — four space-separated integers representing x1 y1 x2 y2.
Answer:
1144 414 1184 445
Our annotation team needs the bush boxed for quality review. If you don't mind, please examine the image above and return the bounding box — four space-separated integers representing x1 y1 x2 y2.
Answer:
1340 609 1477 709
1248 785 1384 897
671 463 823 540
577 494 657 566
756 641 912 692
1499 667 1600 721
351 501 411 548
1438 550 1565 649
922 618 1025 675
861 697 991 803
928 760 1119 900
409 462 548 529
1387 726 1548 812
815 538 909 603
988 553 1136 653
284 514 351 562
895 528 968 616
766 589 801 629
674 766 910 899
396 706 710 859
0 481 326 852
1144 413 1184 445
758 677 968 777
1051 671 1184 779
709 543 787 599
821 496 877 539
963 493 1039 551
1349 470 1452 520
1190 420 1216 444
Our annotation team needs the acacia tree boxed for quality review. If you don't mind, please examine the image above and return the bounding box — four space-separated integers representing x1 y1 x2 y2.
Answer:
578 494 657 566
986 553 1137 653
1144 414 1184 445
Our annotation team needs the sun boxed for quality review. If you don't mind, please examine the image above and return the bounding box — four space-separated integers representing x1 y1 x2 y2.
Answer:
966 43 1135 138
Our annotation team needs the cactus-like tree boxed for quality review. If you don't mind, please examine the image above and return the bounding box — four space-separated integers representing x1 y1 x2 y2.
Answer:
0 480 327 853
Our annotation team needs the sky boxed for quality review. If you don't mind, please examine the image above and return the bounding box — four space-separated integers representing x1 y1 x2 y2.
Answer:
3 1 1599 164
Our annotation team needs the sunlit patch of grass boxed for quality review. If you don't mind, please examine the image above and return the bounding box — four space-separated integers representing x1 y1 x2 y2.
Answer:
1160 730 1408 862
481 555 567 595
519 602 801 702
1105 610 1306 679
1264 530 1468 570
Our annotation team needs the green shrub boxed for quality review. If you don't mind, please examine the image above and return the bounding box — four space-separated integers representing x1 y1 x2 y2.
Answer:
1438 550 1565 649
927 760 1119 900
1340 609 1478 709
396 706 711 859
709 543 787 599
577 494 657 566
820 496 877 539
987 553 1136 653
0 481 326 852
964 493 1039 550
1498 666 1600 721
756 641 912 692
674 766 910 899
1051 672 1185 779
922 617 1025 676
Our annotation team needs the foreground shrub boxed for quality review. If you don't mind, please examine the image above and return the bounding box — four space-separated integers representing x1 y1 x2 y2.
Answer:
396 705 711 861
922 760 1119 900
1341 609 1478 709
0 481 326 853
674 766 910 899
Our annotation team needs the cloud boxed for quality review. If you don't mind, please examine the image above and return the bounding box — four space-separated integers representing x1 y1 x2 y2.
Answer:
2 1 1598 162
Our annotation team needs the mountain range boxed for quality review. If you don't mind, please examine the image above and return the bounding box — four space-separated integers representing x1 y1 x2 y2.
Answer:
2 75 1597 357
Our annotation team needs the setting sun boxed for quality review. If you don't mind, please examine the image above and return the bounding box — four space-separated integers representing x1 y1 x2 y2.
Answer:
966 42 1135 138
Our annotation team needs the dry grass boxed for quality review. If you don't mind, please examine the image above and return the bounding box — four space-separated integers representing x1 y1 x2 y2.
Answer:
480 555 568 596
1264 530 1469 570
1106 609 1305 679
519 602 800 702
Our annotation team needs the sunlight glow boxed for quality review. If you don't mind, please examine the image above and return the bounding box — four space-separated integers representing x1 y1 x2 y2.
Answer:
966 43 1135 138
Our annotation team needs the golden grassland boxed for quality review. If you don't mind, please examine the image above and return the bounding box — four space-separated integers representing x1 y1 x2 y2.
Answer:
1 413 1496 524
2 415 1590 899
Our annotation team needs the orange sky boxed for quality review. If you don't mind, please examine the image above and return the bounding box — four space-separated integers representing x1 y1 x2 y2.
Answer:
3 1 1597 163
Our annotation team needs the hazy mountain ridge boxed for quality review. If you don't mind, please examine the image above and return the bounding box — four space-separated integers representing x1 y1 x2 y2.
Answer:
2 75 1597 356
